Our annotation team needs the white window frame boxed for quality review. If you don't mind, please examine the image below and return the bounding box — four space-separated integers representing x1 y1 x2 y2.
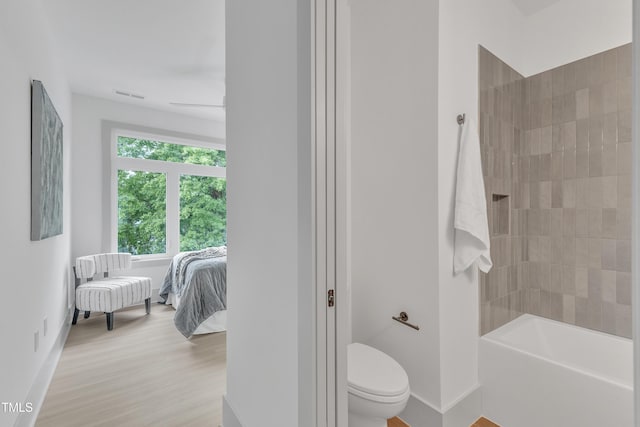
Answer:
110 128 226 260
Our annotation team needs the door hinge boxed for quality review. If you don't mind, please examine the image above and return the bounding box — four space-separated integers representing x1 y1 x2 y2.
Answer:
327 289 335 307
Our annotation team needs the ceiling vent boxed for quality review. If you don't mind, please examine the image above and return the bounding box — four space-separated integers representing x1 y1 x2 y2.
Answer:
169 96 225 109
114 90 145 100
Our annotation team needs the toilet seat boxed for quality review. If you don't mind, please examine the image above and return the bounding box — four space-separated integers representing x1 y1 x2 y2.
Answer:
348 343 410 403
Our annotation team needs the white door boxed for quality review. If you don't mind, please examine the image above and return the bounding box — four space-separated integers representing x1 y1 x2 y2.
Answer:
315 0 350 425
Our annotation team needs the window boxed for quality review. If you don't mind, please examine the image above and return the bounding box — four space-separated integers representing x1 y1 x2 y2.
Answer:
111 131 226 257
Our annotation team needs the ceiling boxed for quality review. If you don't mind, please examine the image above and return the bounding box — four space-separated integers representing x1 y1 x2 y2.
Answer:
44 0 225 121
510 0 563 16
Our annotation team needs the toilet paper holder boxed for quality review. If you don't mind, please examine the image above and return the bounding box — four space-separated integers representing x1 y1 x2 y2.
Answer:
392 311 420 331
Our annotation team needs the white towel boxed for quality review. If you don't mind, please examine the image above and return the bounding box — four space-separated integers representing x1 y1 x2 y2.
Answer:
454 118 492 274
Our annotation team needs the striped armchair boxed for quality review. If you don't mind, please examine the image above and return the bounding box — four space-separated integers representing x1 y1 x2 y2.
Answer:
73 253 152 330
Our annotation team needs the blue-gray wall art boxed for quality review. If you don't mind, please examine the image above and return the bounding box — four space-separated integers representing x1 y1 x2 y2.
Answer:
31 80 63 241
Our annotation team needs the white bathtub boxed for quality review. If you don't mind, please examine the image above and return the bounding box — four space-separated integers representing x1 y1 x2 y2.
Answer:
480 314 633 427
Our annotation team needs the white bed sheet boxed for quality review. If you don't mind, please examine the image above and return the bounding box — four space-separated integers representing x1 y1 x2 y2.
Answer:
165 292 227 334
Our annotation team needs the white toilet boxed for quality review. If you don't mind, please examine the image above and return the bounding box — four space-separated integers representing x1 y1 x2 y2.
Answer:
348 343 410 427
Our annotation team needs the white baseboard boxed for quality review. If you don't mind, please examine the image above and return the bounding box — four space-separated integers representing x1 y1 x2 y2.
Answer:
443 386 482 427
400 394 443 426
400 385 482 427
15 309 72 427
222 394 243 427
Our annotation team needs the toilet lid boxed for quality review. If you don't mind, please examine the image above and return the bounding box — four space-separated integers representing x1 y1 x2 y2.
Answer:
347 343 409 397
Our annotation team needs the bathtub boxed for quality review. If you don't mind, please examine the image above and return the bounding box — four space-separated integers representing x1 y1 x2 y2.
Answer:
479 314 632 427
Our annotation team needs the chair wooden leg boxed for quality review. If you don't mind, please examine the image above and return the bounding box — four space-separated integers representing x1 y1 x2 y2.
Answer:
106 313 114 331
84 311 90 319
145 298 151 314
72 308 79 325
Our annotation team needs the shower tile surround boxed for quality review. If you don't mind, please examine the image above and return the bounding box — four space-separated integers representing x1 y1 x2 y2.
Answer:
478 44 632 338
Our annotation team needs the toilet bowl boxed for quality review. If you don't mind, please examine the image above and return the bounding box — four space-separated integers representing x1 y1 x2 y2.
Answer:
348 343 410 427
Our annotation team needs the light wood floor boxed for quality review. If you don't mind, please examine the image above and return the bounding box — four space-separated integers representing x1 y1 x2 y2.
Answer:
388 416 499 427
471 417 501 427
388 416 410 426
36 305 226 427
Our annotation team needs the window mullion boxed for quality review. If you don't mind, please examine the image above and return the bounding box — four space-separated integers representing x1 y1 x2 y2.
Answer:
166 171 181 255
113 133 226 257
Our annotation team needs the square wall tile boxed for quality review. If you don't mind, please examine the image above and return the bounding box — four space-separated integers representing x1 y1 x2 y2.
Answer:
562 209 576 236
576 150 589 178
618 77 632 111
562 237 576 265
602 208 617 239
575 237 589 267
617 177 631 208
602 145 617 176
588 209 603 239
575 296 589 328
616 272 631 305
540 154 552 181
602 80 617 114
563 150 576 178
588 148 602 177
617 44 632 79
617 143 632 175
616 240 631 272
602 176 617 209
588 177 603 209
601 270 616 303
563 294 576 324
588 268 602 299
562 265 576 295
602 113 618 145
551 152 563 180
615 304 632 338
576 119 589 151
618 109 632 143
589 116 604 148
575 209 589 237
575 178 589 209
601 239 616 271
576 88 589 120
575 267 589 298
603 48 618 82
588 238 602 269
562 180 576 208
562 121 577 150
617 207 631 240
588 84 603 116
550 209 563 235
602 302 616 335
478 45 632 338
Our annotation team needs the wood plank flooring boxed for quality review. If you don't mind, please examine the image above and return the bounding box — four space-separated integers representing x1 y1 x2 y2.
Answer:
471 417 501 427
36 305 226 427
37 305 501 427
388 416 410 426
388 416 500 427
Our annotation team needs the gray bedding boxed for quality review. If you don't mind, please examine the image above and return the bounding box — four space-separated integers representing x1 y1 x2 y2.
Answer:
159 247 227 338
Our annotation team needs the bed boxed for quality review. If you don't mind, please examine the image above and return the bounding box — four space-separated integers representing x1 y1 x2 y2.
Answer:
159 246 227 337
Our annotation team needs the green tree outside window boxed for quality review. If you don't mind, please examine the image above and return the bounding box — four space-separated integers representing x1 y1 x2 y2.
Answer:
117 137 226 255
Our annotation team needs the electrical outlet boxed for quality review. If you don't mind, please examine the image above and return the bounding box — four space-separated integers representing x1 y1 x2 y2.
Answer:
34 331 39 353
43 317 48 337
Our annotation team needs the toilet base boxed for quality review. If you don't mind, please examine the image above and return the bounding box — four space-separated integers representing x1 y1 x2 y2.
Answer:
348 411 388 427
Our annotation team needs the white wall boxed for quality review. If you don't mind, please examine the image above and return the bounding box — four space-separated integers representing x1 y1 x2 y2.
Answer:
349 0 442 409
520 0 632 76
71 94 224 290
224 0 313 426
437 0 632 412
0 0 72 425
437 0 526 410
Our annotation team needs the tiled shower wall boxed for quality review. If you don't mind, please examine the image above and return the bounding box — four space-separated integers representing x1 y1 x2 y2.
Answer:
479 44 632 338
478 47 526 334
